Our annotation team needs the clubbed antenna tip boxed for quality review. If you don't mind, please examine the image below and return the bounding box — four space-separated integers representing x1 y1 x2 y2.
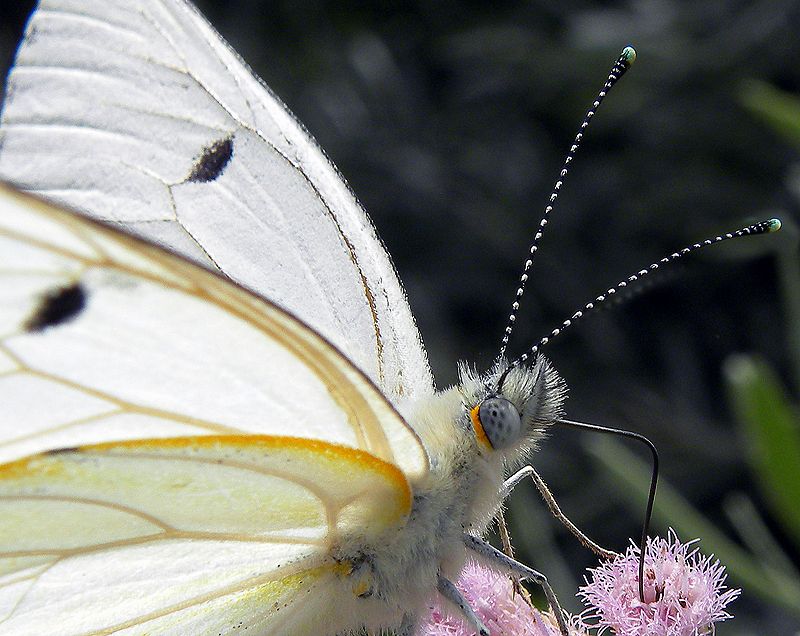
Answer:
621 46 637 65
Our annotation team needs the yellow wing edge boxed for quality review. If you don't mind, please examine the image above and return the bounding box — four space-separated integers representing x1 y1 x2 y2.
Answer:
0 434 412 522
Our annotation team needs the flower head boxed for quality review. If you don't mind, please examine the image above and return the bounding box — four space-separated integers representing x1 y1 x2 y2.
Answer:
577 530 740 636
419 560 586 636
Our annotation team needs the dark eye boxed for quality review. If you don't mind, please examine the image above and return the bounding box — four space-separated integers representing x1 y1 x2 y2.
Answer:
478 396 521 449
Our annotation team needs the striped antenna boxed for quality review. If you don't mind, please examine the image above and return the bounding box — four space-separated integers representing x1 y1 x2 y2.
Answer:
504 218 781 373
498 45 637 358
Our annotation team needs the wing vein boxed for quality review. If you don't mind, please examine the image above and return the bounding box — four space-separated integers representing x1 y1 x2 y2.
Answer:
0 365 242 436
86 558 330 636
0 407 122 449
35 7 146 41
98 450 338 533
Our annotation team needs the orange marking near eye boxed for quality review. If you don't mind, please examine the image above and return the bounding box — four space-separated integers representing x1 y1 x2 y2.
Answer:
470 405 493 450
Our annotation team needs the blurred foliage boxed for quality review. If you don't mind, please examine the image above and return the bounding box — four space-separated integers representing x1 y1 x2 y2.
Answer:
727 356 800 546
741 80 800 148
2 0 800 633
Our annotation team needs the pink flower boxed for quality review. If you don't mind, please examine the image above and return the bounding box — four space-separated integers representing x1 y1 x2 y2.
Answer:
419 560 586 636
577 530 740 636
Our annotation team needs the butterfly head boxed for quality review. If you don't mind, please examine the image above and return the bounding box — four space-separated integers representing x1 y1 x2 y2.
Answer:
460 356 567 465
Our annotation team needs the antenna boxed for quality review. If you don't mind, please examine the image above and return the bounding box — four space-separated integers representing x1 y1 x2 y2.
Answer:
506 218 781 372
498 45 637 358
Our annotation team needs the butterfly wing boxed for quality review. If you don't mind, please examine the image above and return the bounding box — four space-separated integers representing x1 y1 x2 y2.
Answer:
0 183 423 634
1 437 409 635
0 0 433 405
0 183 428 475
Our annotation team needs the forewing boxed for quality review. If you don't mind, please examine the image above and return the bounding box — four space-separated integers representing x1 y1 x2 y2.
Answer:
0 183 428 477
0 436 411 635
0 184 422 633
0 0 434 404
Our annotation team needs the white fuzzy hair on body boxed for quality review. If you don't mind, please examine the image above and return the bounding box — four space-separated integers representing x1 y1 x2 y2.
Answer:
327 356 567 635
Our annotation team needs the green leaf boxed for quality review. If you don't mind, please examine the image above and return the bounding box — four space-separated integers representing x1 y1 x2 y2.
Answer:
725 355 800 545
739 79 800 147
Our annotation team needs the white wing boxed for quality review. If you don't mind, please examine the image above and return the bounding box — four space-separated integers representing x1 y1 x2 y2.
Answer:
0 183 422 635
0 183 428 476
0 0 434 406
1 440 411 636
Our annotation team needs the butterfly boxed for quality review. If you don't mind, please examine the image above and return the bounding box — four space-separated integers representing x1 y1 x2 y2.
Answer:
0 1 642 635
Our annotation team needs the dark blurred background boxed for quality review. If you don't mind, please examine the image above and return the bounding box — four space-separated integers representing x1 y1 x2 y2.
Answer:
2 1 799 633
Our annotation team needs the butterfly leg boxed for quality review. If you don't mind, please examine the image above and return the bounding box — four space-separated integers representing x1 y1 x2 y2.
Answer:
502 464 616 559
501 465 535 498
436 574 490 636
395 612 416 636
463 533 570 636
494 472 531 602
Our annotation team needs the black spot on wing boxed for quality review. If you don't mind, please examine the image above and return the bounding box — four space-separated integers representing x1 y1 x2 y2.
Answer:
44 446 80 456
24 283 87 332
187 136 234 182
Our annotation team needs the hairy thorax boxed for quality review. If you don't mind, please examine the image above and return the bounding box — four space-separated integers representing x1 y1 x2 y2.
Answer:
330 385 506 632
329 358 566 634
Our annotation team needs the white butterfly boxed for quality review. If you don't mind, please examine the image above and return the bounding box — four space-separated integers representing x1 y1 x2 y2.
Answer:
0 1 578 635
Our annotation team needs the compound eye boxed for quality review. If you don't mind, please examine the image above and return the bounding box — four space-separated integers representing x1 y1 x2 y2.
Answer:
478 397 522 449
